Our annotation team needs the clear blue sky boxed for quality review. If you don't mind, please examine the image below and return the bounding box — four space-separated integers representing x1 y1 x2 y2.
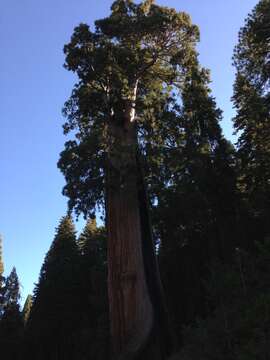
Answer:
0 0 258 304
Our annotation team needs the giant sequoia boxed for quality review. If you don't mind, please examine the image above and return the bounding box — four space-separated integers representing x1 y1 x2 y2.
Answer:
58 0 199 358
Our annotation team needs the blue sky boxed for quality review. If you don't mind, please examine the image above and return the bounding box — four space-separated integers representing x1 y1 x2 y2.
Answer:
0 0 258 303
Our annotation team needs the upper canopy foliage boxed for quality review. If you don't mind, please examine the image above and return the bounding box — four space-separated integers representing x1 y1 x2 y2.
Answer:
59 0 200 217
233 0 270 214
233 0 270 91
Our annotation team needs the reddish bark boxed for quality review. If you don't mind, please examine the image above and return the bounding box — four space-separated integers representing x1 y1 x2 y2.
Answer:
107 118 154 358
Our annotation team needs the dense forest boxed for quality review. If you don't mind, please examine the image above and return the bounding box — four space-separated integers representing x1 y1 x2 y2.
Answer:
1 0 270 359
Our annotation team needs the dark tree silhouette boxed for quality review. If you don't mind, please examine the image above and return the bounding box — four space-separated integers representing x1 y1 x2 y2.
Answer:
26 217 81 360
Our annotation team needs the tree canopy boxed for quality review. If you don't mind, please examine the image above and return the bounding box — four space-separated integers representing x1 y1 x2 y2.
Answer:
233 0 270 233
58 0 200 218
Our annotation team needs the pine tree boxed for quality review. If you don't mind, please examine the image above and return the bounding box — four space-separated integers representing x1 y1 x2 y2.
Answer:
77 219 109 360
78 217 97 253
4 267 21 308
26 216 81 360
79 218 106 264
232 0 270 243
153 64 238 338
22 295 32 325
0 267 23 360
180 65 238 258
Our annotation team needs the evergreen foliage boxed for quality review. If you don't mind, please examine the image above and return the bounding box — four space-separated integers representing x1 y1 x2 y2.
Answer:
179 240 270 360
232 0 270 244
2 1 270 359
25 216 81 360
0 267 23 360
153 64 238 339
4 267 21 308
58 2 202 357
58 0 199 218
77 219 109 360
22 295 32 326
23 217 109 360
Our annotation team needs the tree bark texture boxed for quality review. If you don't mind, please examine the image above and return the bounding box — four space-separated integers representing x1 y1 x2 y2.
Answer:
107 113 171 360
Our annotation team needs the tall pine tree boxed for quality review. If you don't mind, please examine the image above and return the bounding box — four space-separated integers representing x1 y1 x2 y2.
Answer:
151 64 238 338
26 216 81 360
232 0 270 244
77 219 109 360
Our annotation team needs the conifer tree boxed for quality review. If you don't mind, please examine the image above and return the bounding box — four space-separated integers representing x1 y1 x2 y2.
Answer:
153 64 238 336
4 267 21 307
77 219 109 360
0 267 23 360
180 65 237 258
26 216 81 360
22 295 32 326
58 1 199 357
78 217 97 252
79 218 106 265
232 0 270 243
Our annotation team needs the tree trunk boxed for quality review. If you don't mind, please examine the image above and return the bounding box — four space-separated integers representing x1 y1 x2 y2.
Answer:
107 113 171 359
